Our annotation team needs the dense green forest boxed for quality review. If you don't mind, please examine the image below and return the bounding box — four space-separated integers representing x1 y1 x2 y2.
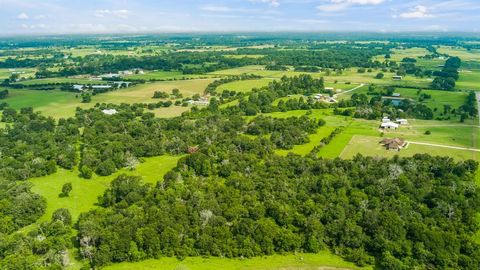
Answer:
77 152 480 269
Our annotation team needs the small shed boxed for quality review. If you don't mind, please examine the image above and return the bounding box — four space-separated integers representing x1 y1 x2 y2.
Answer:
392 76 403 80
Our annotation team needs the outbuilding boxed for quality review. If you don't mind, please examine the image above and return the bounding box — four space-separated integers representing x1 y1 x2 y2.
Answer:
381 122 399 129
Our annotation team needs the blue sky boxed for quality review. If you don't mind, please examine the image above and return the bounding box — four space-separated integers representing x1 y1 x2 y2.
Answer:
1 0 479 35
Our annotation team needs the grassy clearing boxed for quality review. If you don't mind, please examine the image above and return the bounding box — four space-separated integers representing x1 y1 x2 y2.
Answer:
456 70 480 90
437 46 480 61
393 88 469 117
98 79 215 103
4 89 83 118
29 155 181 223
276 126 336 156
16 77 110 86
217 78 274 93
223 54 265 59
152 106 190 118
0 68 36 79
103 251 370 270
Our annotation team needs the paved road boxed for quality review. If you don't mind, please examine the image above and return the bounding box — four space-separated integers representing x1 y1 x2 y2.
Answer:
408 141 480 152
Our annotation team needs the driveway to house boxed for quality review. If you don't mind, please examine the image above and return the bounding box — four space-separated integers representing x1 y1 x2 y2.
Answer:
408 141 480 152
336 83 365 96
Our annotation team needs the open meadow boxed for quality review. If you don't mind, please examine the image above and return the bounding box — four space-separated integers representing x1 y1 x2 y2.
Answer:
29 155 182 223
102 252 370 270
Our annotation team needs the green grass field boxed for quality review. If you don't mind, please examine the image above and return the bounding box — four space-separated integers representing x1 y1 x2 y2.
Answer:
438 46 480 61
103 252 370 270
456 70 480 90
393 87 469 116
217 78 274 93
29 155 181 223
0 68 36 79
16 77 110 86
125 70 214 81
223 54 265 59
276 126 337 156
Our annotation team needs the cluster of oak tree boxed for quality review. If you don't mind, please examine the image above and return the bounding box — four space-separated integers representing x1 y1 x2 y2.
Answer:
77 148 480 269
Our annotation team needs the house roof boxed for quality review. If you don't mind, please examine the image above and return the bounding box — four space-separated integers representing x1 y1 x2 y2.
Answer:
380 138 406 149
381 122 399 128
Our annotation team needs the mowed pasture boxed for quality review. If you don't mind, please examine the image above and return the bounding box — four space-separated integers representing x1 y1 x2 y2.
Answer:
17 77 110 86
392 87 470 117
29 155 182 223
209 65 433 88
3 78 215 118
0 68 36 79
437 46 480 61
456 70 480 90
103 252 370 270
217 78 274 92
125 70 214 81
374 47 429 62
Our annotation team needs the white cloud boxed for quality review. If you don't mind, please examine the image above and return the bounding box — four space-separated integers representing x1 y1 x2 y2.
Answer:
94 9 131 18
317 0 385 12
201 5 232 12
249 0 280 7
17 12 29 20
21 23 47 29
34 14 47 19
397 5 434 19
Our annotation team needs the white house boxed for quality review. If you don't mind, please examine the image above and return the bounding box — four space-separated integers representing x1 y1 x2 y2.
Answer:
396 119 408 125
382 116 391 123
100 73 120 79
324 87 335 91
73 84 84 91
381 122 399 129
92 85 113 90
102 109 118 115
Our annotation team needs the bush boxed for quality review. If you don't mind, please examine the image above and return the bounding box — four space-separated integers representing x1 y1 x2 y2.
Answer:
61 182 72 197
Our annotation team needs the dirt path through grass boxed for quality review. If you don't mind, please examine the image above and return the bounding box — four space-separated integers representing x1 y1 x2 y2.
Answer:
408 141 480 152
335 83 365 96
